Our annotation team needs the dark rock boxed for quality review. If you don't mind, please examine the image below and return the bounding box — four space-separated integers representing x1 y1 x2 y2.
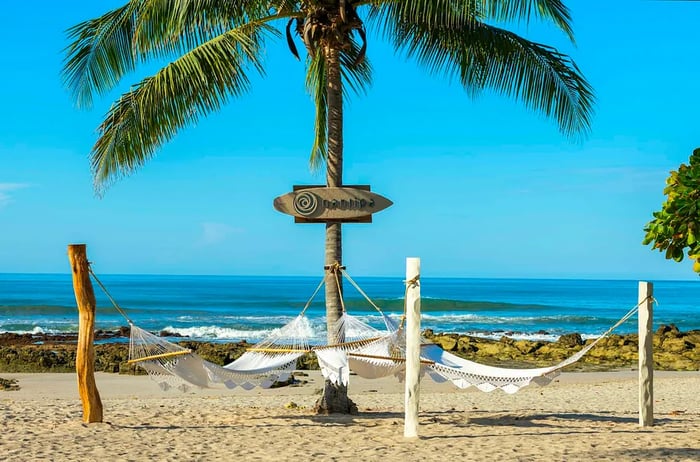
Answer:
514 340 543 355
0 333 35 346
456 337 477 353
159 330 184 338
118 326 131 337
0 377 19 391
557 333 584 347
656 324 681 337
432 335 458 351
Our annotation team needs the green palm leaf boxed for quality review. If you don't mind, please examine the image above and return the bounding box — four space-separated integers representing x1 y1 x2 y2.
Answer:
306 33 372 170
480 0 575 42
397 21 593 136
339 33 373 97
62 2 141 109
366 0 572 38
306 49 328 170
91 23 273 192
368 0 592 137
62 0 278 109
132 0 275 57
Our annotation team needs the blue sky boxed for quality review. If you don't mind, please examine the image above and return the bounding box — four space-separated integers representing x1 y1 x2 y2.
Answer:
1 1 699 280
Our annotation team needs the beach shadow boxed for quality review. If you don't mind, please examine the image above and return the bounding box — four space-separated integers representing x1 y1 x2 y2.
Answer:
538 412 679 425
419 412 689 440
243 411 399 427
104 410 686 432
105 422 240 430
579 447 700 461
240 409 457 427
467 412 636 426
466 412 680 428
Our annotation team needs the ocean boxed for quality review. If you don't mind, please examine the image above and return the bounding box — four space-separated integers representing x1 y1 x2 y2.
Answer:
1 273 699 343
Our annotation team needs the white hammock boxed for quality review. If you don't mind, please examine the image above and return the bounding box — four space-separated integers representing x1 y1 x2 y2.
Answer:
128 314 312 391
92 265 648 394
326 301 644 393
422 343 585 394
116 269 398 392
315 311 400 386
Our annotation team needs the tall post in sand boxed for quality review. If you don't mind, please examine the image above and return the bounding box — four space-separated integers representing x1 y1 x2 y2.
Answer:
68 244 103 423
638 281 653 427
404 257 421 438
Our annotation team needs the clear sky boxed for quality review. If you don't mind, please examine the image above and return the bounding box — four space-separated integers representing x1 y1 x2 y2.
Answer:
1 1 699 280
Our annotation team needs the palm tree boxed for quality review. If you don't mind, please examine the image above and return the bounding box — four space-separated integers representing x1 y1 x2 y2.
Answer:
63 0 594 414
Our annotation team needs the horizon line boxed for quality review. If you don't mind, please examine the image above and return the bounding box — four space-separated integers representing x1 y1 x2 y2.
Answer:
0 271 696 283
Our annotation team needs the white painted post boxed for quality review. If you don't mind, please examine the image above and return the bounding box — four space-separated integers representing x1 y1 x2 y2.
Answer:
638 281 654 427
404 257 421 438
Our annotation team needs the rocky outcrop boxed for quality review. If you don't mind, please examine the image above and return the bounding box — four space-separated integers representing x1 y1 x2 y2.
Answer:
0 377 19 391
0 332 319 374
1 324 698 373
423 324 700 371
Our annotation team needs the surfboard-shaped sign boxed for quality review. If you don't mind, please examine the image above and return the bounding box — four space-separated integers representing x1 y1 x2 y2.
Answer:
273 185 393 223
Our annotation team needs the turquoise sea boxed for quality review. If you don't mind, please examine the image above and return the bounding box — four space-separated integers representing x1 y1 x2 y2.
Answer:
1 273 698 343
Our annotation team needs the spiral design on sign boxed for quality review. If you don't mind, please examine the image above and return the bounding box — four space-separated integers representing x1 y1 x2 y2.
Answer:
293 191 318 216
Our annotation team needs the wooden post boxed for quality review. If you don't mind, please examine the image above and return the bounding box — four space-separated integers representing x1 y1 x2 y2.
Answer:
638 281 653 427
68 244 103 423
404 257 421 438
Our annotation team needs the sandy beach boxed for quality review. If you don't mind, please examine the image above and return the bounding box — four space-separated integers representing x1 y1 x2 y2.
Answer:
1 370 699 461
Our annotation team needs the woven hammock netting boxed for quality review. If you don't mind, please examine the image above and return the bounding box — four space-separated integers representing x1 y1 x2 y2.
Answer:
97 268 645 393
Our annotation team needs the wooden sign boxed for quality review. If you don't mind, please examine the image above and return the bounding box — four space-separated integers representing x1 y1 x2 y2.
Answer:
273 185 392 223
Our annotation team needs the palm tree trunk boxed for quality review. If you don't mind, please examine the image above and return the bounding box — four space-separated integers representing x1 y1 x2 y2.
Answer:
314 45 357 415
325 44 343 344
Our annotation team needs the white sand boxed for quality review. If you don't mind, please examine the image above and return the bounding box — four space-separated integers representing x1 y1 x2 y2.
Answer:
1 371 699 461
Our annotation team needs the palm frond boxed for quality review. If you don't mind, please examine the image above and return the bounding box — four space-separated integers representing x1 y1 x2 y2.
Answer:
366 0 480 34
339 32 373 97
91 23 273 192
306 49 328 171
480 0 575 42
394 20 594 137
365 0 573 40
62 2 141 109
133 0 275 58
303 31 372 171
62 0 279 108
270 0 299 15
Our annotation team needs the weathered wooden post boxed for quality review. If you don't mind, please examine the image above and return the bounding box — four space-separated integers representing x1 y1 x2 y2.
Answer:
404 257 421 438
67 244 103 423
638 281 653 427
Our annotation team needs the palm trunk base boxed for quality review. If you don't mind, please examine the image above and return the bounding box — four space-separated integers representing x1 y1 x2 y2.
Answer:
313 379 358 415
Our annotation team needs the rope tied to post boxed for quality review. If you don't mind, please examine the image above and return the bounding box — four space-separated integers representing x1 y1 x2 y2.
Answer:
400 274 420 330
404 274 420 288
324 261 345 273
87 263 135 326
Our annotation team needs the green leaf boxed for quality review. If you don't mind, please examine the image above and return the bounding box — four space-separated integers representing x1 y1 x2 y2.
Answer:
91 22 273 192
373 5 594 138
688 229 696 245
306 49 327 170
673 247 684 262
480 0 575 42
62 3 140 109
